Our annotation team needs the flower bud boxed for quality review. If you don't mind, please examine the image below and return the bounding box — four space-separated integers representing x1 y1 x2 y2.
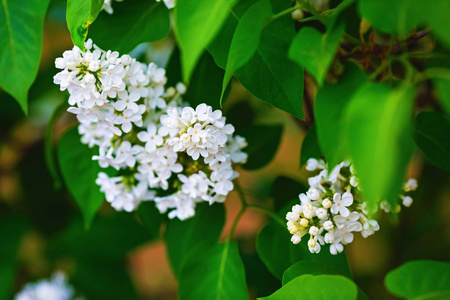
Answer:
89 61 100 72
322 198 332 209
308 237 316 248
307 188 320 200
286 212 299 221
402 196 413 207
324 232 334 243
316 208 327 220
305 158 318 171
291 234 301 244
323 220 333 231
309 226 320 236
299 218 309 227
291 9 304 21
292 204 302 214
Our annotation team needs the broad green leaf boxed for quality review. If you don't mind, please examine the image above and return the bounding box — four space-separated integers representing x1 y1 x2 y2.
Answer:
73 258 138 300
66 0 104 49
89 0 170 54
207 0 258 68
185 52 227 110
359 0 450 48
51 213 152 259
225 101 255 134
0 217 28 299
315 64 367 168
346 84 415 211
283 261 369 300
174 0 238 81
137 201 165 238
221 0 273 103
289 24 345 86
425 2 450 49
256 223 351 281
240 124 283 170
0 0 51 114
270 176 307 211
166 48 227 110
209 0 305 120
282 260 345 285
300 124 322 167
434 79 450 115
57 127 104 228
385 260 450 300
261 274 358 300
358 0 422 37
414 111 450 172
178 243 248 300
165 203 225 277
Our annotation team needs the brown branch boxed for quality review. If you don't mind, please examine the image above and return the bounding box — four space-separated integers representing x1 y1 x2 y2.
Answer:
339 30 430 60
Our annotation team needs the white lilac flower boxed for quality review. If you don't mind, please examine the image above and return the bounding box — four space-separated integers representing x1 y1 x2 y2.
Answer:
54 40 247 220
137 124 164 153
15 272 82 300
286 159 417 255
331 192 353 217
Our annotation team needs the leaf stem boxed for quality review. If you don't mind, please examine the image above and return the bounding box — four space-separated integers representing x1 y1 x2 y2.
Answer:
225 180 248 244
272 4 303 21
343 33 363 46
300 0 327 24
422 68 450 81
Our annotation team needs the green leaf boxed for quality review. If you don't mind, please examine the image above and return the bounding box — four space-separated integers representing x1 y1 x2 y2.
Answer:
0 217 28 299
166 48 227 110
0 0 51 114
346 83 415 211
282 260 345 285
221 0 273 103
385 260 450 300
185 52 227 110
240 124 283 170
66 0 104 49
209 0 305 120
414 111 450 172
89 0 170 54
51 213 152 259
314 64 367 168
165 203 225 277
270 176 307 211
283 261 369 300
178 243 248 300
73 258 138 300
425 1 450 49
289 24 345 86
358 0 422 37
225 101 255 134
174 0 238 81
434 79 450 115
137 201 165 238
300 124 322 167
359 0 450 48
261 274 358 300
256 223 351 281
57 127 104 228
